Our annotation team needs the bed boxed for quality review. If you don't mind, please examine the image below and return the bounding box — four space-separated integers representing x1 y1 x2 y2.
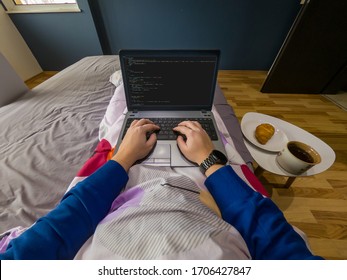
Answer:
0 55 262 259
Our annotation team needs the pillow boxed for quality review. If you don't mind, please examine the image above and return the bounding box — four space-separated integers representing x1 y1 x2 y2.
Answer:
109 70 123 87
0 52 28 107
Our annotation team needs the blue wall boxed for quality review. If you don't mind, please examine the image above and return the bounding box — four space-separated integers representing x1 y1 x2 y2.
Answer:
99 0 301 69
10 0 103 70
10 0 301 70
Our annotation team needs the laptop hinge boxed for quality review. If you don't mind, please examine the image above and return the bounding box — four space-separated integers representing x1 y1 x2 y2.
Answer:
201 110 212 117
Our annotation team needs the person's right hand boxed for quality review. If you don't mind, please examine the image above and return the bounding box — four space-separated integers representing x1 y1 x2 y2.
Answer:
173 121 214 165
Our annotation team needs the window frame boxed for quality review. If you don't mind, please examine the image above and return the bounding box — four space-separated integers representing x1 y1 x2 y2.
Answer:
1 0 81 14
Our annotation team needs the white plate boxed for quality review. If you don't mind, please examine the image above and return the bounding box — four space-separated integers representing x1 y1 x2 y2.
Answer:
241 112 336 177
241 119 288 152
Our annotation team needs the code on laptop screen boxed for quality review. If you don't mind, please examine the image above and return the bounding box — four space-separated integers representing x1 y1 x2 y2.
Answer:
122 53 218 110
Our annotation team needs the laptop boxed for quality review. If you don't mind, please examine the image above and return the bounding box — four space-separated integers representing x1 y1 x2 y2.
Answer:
116 49 226 167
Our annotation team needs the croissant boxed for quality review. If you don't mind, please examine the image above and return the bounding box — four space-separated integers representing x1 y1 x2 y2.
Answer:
255 123 275 145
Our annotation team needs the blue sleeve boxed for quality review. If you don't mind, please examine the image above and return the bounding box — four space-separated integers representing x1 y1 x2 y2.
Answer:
0 160 128 260
205 165 323 260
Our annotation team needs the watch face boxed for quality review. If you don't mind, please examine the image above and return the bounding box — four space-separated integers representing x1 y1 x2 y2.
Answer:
212 150 228 165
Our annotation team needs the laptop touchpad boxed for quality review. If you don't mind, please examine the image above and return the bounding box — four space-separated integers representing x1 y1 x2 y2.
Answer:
142 144 171 165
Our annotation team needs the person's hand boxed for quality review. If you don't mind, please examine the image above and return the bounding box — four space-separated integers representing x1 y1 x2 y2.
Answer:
173 121 214 165
112 119 159 172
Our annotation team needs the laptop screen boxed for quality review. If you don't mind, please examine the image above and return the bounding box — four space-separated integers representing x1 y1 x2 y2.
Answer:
119 50 220 111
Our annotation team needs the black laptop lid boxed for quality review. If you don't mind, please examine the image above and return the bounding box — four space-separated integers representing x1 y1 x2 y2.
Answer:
119 49 220 111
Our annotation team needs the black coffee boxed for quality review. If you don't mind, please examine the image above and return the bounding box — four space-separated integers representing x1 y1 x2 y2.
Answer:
288 143 314 163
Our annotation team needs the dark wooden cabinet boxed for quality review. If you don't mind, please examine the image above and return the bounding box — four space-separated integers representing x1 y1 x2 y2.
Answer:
261 0 347 94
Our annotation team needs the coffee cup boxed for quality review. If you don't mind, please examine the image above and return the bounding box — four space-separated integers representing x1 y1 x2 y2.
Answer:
276 141 321 174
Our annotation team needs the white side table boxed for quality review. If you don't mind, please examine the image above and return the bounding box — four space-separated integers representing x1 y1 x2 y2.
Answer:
241 113 336 188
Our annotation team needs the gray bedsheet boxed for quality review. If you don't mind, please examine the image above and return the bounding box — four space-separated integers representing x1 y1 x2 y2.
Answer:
0 55 252 232
0 56 119 231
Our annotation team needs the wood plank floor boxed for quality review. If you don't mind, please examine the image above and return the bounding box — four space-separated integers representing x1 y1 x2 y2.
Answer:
218 70 347 260
25 71 58 89
28 71 347 259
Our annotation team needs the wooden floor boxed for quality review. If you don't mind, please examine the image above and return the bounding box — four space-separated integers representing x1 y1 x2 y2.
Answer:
218 70 347 260
27 71 347 259
25 71 58 89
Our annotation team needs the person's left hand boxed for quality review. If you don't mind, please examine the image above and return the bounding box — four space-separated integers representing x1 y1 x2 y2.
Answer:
112 119 159 171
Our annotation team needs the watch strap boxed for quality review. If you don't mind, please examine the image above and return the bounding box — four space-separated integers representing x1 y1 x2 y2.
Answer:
200 150 228 174
200 152 219 174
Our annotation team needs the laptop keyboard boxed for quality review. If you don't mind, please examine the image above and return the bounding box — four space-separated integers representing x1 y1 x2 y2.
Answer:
122 118 218 140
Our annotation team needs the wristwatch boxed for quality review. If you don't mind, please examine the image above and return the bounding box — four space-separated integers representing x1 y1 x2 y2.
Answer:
199 150 228 174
